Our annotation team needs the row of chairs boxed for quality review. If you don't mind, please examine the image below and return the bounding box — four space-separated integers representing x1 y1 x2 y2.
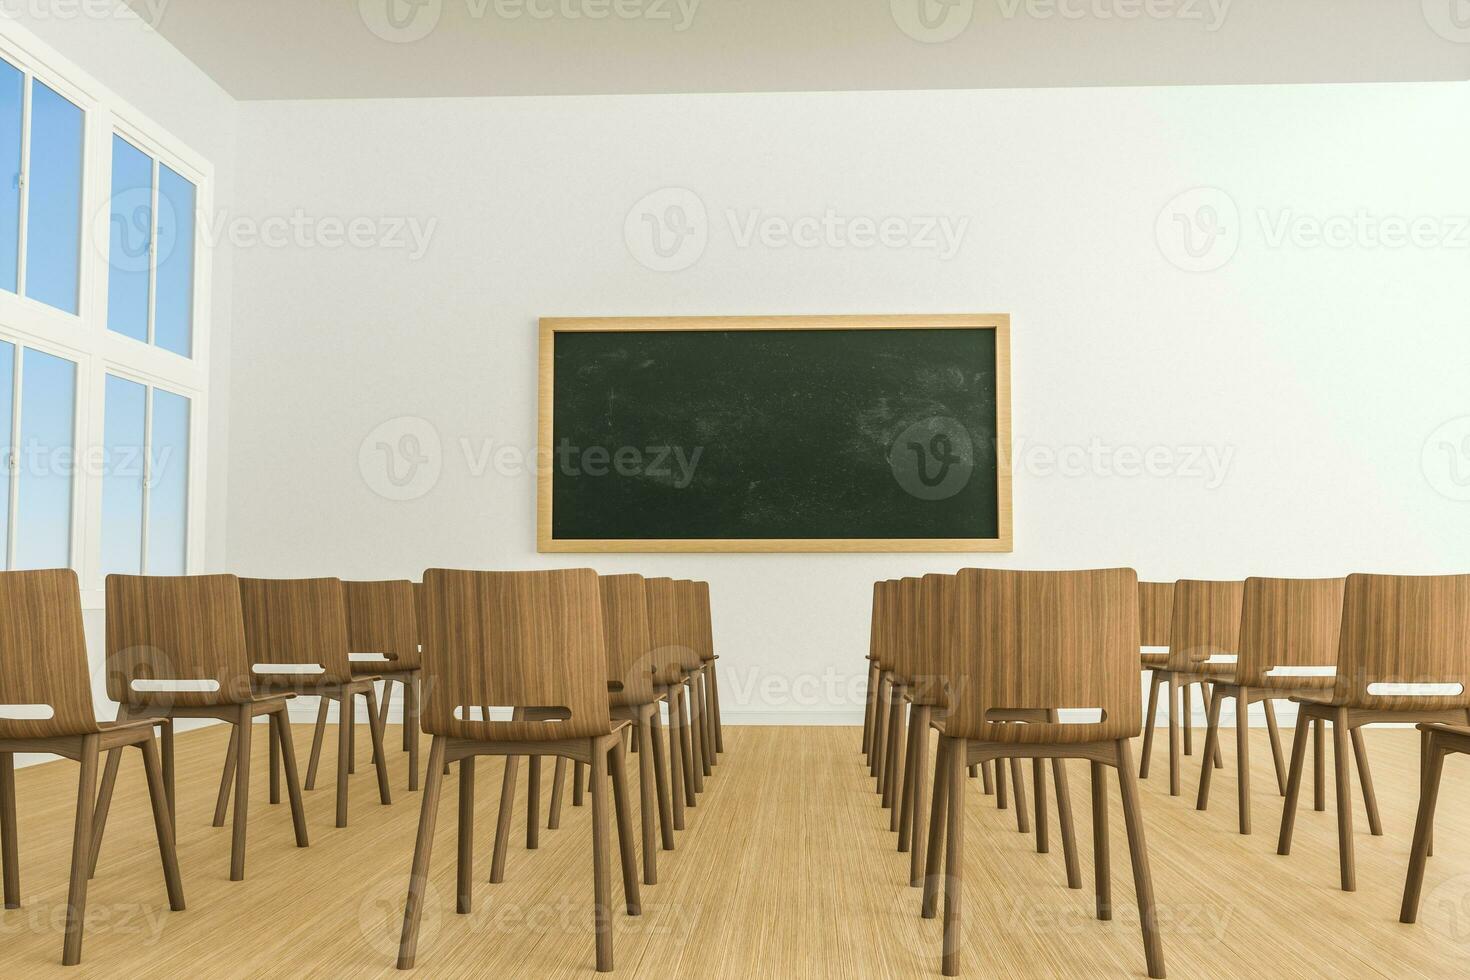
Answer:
0 567 724 971
862 569 1470 978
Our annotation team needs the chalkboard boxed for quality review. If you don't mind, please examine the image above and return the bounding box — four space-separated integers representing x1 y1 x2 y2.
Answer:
537 315 1012 553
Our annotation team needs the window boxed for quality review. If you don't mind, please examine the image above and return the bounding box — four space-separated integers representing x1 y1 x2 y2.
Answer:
102 375 190 576
0 55 85 316
106 134 197 357
1 340 77 569
0 21 211 600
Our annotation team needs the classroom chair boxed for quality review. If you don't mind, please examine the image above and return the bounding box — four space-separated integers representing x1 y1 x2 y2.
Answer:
92 573 308 883
396 568 640 972
1278 573 1470 891
922 567 1164 979
1400 722 1470 924
0 569 184 965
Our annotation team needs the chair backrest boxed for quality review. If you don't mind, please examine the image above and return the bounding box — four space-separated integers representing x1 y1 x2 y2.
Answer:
911 572 954 708
1332 573 1470 711
343 580 420 671
644 577 700 686
1163 579 1245 672
944 567 1141 744
892 576 921 682
599 573 658 707
418 567 612 740
1138 581 1174 649
868 579 896 669
1235 577 1345 688
238 577 355 687
0 569 99 737
106 573 256 710
691 581 715 663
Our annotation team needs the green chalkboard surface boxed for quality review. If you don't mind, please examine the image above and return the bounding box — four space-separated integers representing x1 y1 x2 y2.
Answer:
538 315 1012 552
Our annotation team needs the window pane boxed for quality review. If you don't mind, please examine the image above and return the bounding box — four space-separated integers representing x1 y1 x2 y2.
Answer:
146 388 189 574
154 165 195 356
0 60 22 295
24 80 83 315
107 136 153 342
101 374 146 576
0 341 12 565
14 347 75 569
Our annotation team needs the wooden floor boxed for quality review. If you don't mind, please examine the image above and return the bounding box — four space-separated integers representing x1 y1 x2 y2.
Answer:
2 724 1467 977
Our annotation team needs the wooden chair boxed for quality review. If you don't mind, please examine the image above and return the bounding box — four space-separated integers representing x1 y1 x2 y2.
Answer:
1137 581 1173 780
0 569 183 965
216 577 391 828
1149 579 1237 796
1400 722 1470 924
691 581 722 770
1195 577 1362 834
868 579 897 787
304 580 422 792
863 581 885 761
538 573 678 885
396 567 640 972
922 567 1164 979
899 572 1080 891
92 572 308 883
1278 573 1470 891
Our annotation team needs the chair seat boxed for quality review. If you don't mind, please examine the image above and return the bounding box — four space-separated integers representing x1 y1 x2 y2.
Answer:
1422 722 1470 739
351 662 416 677
1140 652 1169 668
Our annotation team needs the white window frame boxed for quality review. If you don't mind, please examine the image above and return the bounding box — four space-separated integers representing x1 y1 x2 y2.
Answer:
0 22 212 608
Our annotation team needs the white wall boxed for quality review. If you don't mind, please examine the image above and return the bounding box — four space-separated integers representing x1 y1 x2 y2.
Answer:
224 82 1470 724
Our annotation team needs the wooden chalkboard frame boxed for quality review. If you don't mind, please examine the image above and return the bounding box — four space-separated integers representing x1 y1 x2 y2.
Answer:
537 314 1012 553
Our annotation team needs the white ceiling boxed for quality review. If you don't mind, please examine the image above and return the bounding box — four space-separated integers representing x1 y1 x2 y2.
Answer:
129 0 1470 101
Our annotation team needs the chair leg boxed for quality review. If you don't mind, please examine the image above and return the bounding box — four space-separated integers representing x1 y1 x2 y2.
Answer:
375 681 394 765
1032 758 1048 854
0 751 16 908
687 679 707 793
336 691 353 829
398 736 447 969
1236 687 1253 834
490 756 519 883
862 660 879 756
1167 674 1181 796
62 734 100 966
1009 758 1029 834
1276 709 1311 856
708 660 724 755
139 737 185 912
668 692 686 832
273 712 310 847
527 756 542 850
609 737 642 915
882 686 904 810
872 672 890 783
1052 759 1082 889
458 756 475 914
1091 760 1110 921
905 706 932 879
161 720 176 830
648 705 675 850
1115 739 1166 980
367 687 393 807
306 697 329 791
269 707 282 805
1401 732 1447 923
636 713 658 884
995 754 1008 810
1421 728 1436 858
696 670 715 772
590 737 614 972
87 747 125 879
574 761 587 807
940 736 966 977
1331 709 1357 891
980 759 994 795
1183 682 1194 757
1195 684 1225 811
921 735 951 920
407 675 421 792
1263 699 1287 795
887 696 909 831
1139 670 1163 780
677 685 698 808
214 726 238 827
548 756 567 830
231 706 252 880
1312 716 1326 812
1350 727 1383 836
1206 684 1223 769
